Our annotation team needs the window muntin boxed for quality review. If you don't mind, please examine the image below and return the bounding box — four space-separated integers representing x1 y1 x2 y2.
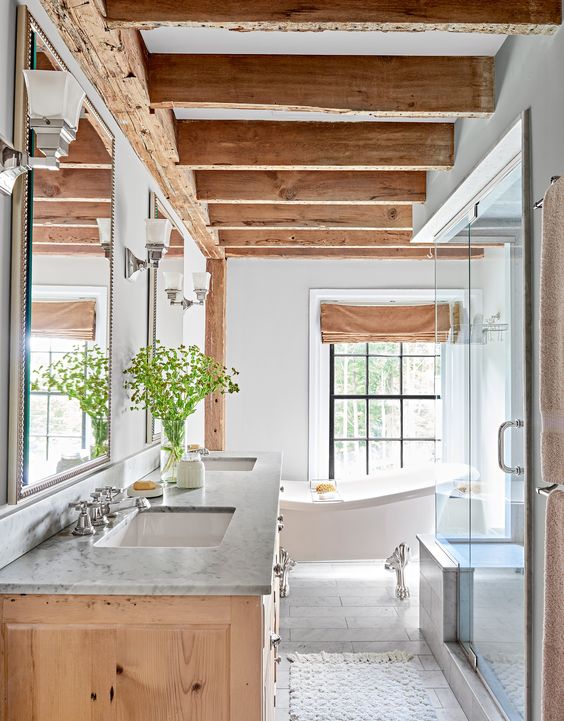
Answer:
28 336 88 482
329 342 441 479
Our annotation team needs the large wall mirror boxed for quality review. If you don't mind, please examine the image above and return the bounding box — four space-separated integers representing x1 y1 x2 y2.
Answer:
8 8 114 502
146 192 184 443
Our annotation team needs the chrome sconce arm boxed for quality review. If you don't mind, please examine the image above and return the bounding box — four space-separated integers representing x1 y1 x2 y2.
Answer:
163 272 211 310
125 218 172 281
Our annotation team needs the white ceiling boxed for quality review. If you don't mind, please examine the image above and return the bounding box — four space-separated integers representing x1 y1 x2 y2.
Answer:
142 27 505 56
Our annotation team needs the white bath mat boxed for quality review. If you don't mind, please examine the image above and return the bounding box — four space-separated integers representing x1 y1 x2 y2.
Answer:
288 651 438 721
484 653 524 717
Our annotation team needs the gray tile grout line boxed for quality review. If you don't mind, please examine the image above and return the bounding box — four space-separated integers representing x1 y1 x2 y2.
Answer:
279 564 468 721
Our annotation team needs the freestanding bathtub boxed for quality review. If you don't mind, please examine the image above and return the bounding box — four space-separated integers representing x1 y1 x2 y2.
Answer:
279 464 471 561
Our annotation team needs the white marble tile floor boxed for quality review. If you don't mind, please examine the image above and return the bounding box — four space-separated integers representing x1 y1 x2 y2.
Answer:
276 561 469 721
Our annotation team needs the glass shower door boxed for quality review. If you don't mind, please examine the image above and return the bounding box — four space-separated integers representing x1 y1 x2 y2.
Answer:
435 161 526 721
466 163 526 721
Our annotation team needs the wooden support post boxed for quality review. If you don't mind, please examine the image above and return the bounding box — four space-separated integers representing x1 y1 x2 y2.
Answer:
205 258 227 450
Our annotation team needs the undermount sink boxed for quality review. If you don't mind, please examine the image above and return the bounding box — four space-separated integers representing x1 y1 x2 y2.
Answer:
94 508 234 548
203 456 257 472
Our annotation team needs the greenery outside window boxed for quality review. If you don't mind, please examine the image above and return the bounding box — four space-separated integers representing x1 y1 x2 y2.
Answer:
329 342 441 479
29 337 88 482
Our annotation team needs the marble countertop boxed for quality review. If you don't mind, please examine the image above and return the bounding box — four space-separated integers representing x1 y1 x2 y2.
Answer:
0 451 282 596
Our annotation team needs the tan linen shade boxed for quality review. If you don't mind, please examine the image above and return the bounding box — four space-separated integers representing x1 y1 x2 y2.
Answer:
320 302 457 344
31 299 97 340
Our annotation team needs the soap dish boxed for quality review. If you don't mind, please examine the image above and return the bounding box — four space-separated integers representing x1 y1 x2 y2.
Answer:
126 482 164 498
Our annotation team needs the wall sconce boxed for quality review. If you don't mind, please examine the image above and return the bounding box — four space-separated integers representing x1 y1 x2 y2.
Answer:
0 70 85 196
125 218 172 281
96 218 111 259
164 271 211 310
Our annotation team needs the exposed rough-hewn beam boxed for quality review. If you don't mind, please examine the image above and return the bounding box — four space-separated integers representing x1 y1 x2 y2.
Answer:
105 0 561 34
205 258 227 451
209 204 412 230
39 0 222 258
178 121 454 171
224 247 484 259
196 171 426 205
149 54 494 118
218 230 413 247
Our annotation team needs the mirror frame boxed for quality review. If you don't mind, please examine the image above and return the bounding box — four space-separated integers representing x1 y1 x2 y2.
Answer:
8 6 115 503
146 192 160 444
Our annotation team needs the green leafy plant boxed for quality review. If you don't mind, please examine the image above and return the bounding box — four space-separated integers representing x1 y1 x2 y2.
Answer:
123 342 239 476
31 344 109 458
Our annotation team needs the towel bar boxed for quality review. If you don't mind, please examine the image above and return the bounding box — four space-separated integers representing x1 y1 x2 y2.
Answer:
534 176 561 209
537 484 561 496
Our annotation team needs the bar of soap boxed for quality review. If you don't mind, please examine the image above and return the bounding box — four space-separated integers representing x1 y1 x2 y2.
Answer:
133 480 158 491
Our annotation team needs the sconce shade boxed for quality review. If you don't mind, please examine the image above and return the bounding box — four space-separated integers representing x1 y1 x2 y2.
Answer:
96 218 112 258
163 272 183 292
96 218 111 245
145 218 172 250
22 70 85 131
192 271 211 292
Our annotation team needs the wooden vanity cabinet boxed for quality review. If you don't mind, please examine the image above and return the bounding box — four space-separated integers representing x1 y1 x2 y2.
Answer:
0 589 279 721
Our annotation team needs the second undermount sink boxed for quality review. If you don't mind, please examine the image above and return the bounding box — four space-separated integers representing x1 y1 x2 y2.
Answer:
203 456 257 472
94 508 234 549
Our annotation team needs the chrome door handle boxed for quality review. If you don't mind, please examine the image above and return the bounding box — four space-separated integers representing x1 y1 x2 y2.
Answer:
497 420 524 475
270 633 281 649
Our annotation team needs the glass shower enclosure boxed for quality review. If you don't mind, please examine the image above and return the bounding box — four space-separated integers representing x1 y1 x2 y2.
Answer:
435 159 528 721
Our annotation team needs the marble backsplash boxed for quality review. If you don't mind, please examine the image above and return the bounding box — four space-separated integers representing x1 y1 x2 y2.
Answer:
0 444 159 570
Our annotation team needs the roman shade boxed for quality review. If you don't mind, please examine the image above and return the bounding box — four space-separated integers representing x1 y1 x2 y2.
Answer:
320 302 458 344
31 299 97 340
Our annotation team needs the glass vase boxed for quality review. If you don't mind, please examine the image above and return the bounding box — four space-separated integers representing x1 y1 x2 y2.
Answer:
160 419 186 483
90 416 108 459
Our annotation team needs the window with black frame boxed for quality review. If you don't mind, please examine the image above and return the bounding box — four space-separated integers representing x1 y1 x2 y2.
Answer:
329 342 441 479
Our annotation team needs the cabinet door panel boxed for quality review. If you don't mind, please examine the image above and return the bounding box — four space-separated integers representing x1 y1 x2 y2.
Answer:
5 624 116 721
116 626 229 721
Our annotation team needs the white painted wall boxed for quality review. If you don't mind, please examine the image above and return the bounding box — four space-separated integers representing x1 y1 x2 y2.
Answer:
413 29 564 721
0 0 206 507
226 258 468 481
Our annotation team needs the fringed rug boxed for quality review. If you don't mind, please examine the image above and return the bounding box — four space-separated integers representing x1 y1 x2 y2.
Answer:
484 653 524 717
288 651 438 721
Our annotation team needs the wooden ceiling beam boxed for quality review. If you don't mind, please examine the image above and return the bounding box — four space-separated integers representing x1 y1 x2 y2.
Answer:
208 204 412 230
224 247 484 260
178 121 454 171
195 171 426 205
218 230 414 247
33 201 111 227
59 118 112 166
149 54 494 118
105 0 561 34
34 168 112 202
39 0 222 258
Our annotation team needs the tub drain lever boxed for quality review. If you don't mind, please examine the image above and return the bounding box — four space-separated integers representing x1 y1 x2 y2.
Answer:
385 543 410 600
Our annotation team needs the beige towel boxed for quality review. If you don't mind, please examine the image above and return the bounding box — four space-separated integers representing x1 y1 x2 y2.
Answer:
542 490 564 721
540 178 564 484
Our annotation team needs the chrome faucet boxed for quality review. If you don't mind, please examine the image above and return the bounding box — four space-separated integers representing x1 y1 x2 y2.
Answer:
68 501 95 536
107 495 151 513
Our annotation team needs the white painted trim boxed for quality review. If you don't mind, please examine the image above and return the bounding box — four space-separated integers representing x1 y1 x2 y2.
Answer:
412 118 523 245
308 288 467 482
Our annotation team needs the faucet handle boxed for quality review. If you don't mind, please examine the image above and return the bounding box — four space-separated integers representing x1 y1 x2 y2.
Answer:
69 501 95 536
69 500 89 512
96 486 121 500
